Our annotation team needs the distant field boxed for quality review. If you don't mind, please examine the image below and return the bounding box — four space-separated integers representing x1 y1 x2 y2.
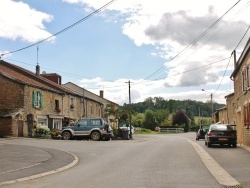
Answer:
194 116 211 126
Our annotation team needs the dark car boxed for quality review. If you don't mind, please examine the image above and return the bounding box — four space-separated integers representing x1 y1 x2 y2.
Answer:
196 126 208 140
205 124 237 148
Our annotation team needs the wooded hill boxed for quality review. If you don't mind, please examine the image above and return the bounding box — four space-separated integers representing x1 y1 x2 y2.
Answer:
123 97 225 117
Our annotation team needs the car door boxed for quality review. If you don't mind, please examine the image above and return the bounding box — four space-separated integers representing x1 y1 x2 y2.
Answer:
74 119 88 136
88 119 103 134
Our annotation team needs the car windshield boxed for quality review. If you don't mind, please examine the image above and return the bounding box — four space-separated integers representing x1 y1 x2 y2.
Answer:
210 124 233 131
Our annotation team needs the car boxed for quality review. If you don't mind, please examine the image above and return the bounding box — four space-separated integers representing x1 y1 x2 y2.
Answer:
119 123 135 134
60 118 114 141
205 124 237 148
155 127 161 132
196 126 208 140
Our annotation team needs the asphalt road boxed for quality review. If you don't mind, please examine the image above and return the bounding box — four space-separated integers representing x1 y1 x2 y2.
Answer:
0 133 250 188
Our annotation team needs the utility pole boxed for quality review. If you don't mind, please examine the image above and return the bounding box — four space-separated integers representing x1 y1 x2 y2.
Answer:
126 80 132 139
210 93 213 123
202 89 213 123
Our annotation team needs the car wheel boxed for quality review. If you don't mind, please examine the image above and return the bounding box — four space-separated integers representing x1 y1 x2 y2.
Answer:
207 142 211 147
90 131 101 141
205 141 207 145
62 131 72 140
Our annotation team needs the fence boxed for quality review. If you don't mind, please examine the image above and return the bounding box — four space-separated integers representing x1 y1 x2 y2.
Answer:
159 128 184 133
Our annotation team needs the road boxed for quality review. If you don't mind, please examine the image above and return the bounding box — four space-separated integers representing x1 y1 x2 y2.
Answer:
0 133 250 188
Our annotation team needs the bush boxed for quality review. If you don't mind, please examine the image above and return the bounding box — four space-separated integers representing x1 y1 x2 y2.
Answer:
50 129 60 137
136 128 152 134
35 125 50 135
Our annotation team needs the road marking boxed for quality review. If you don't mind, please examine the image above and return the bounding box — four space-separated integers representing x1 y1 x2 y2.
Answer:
0 163 41 175
187 139 241 187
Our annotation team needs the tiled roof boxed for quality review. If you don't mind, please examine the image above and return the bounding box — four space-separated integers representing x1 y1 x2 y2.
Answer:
0 60 78 96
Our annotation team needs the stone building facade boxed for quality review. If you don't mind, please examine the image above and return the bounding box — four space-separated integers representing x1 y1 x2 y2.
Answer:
228 37 250 146
0 60 118 137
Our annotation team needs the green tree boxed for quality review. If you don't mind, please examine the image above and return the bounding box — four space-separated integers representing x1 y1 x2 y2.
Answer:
154 109 169 125
132 113 144 127
143 109 156 130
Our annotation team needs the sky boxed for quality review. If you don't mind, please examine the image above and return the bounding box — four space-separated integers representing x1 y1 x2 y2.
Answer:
1 0 250 106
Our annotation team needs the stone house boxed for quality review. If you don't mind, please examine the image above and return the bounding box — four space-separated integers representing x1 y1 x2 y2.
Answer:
213 106 228 124
229 36 250 146
0 60 113 137
64 82 119 128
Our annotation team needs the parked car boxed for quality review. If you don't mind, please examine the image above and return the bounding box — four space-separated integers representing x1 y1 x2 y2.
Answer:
60 118 113 141
155 127 161 132
196 126 208 140
119 123 135 134
205 124 237 148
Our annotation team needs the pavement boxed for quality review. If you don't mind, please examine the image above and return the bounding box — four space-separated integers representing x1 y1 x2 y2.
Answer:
0 139 78 186
0 136 250 187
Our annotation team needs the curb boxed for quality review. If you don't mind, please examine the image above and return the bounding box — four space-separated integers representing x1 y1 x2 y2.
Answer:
0 148 78 186
187 139 241 187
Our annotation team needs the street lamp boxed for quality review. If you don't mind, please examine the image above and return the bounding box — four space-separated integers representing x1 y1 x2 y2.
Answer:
202 89 213 122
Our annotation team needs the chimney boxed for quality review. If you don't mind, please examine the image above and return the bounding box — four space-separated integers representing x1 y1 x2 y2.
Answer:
36 64 40 76
100 90 104 98
232 50 237 68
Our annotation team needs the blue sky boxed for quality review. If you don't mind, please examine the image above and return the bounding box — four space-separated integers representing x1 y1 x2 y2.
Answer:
1 0 250 105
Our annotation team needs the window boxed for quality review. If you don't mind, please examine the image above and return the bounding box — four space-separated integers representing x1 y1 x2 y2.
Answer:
78 119 88 127
90 105 93 114
70 97 74 109
33 91 44 108
90 119 101 126
244 103 250 125
53 119 62 130
37 118 47 127
70 97 74 105
242 66 250 91
55 100 59 110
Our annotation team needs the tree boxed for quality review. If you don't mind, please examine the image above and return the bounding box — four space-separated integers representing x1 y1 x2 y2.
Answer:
172 110 189 132
132 113 144 127
104 104 136 125
143 109 156 130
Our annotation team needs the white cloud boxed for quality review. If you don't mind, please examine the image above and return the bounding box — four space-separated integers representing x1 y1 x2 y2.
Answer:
67 0 250 89
1 0 247 105
0 0 53 42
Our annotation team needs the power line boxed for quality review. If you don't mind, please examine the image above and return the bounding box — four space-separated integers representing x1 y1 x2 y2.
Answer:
144 0 243 81
0 0 117 57
2 55 230 90
234 25 250 50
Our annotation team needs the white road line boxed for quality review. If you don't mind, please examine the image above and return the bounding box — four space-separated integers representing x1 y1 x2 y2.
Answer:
187 139 240 187
0 163 41 175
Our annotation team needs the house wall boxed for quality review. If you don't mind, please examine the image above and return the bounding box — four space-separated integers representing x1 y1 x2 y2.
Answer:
23 86 83 132
233 50 250 146
85 100 103 118
225 94 237 125
64 82 119 126
0 76 24 109
217 108 228 124
0 117 13 137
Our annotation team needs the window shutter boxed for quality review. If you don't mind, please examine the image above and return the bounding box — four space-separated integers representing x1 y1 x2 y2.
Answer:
33 90 37 107
40 92 44 108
